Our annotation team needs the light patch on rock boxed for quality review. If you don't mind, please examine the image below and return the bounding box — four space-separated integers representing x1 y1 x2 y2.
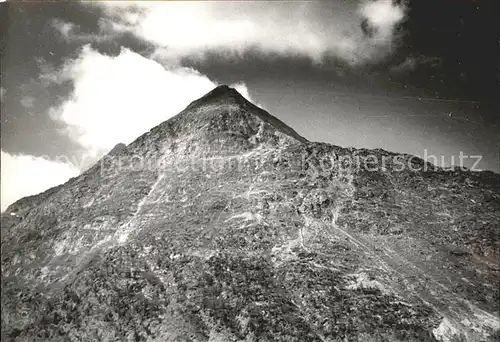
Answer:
117 229 130 244
226 212 263 223
82 197 94 208
53 234 86 256
464 301 500 339
139 245 152 258
82 217 117 231
39 266 50 282
432 318 461 342
142 286 154 300
53 236 69 256
169 253 181 260
115 173 166 244
207 329 236 342
189 249 216 260
248 122 266 145
271 234 303 266
236 313 250 332
233 187 269 201
345 272 391 294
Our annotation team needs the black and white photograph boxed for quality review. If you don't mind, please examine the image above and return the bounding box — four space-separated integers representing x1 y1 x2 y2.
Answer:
0 0 499 341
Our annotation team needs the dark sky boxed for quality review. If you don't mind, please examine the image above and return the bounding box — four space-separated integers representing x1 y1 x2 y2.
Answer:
1 0 499 209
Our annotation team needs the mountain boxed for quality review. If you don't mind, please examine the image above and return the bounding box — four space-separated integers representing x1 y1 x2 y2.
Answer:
1 85 499 342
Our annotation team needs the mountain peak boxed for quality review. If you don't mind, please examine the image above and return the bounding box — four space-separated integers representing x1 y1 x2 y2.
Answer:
179 85 308 144
107 142 127 156
205 84 240 97
184 84 246 111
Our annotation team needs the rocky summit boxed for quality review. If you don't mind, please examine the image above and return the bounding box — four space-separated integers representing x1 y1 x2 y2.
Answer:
1 85 499 342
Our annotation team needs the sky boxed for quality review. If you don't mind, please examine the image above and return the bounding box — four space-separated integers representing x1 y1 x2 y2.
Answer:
1 0 499 211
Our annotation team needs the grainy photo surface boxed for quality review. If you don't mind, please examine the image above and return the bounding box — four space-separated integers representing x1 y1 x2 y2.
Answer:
0 1 499 341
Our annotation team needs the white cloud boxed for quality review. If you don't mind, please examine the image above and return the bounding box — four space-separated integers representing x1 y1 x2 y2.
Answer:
230 82 252 103
1 151 79 212
86 1 407 65
359 0 406 41
52 19 74 40
390 55 442 73
44 45 219 156
228 82 266 109
51 18 114 43
20 96 35 108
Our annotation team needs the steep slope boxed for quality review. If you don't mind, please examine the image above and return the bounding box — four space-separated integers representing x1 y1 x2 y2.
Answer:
1 86 499 342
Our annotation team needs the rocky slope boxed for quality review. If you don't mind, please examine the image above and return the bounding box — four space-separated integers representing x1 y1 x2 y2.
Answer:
1 85 499 341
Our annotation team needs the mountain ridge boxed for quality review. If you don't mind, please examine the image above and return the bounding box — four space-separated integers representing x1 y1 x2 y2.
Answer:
4 85 497 217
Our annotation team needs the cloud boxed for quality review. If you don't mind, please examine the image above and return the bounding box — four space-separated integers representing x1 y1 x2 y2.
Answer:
357 0 407 60
51 18 114 43
229 82 256 104
20 95 35 108
359 0 405 41
86 1 407 65
1 150 79 212
390 55 442 73
43 45 219 156
52 19 75 40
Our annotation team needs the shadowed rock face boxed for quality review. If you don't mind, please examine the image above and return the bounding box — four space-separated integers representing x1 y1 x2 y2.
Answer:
1 85 499 342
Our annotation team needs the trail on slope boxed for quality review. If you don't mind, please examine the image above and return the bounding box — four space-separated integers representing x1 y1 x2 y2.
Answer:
57 172 166 285
114 173 166 244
